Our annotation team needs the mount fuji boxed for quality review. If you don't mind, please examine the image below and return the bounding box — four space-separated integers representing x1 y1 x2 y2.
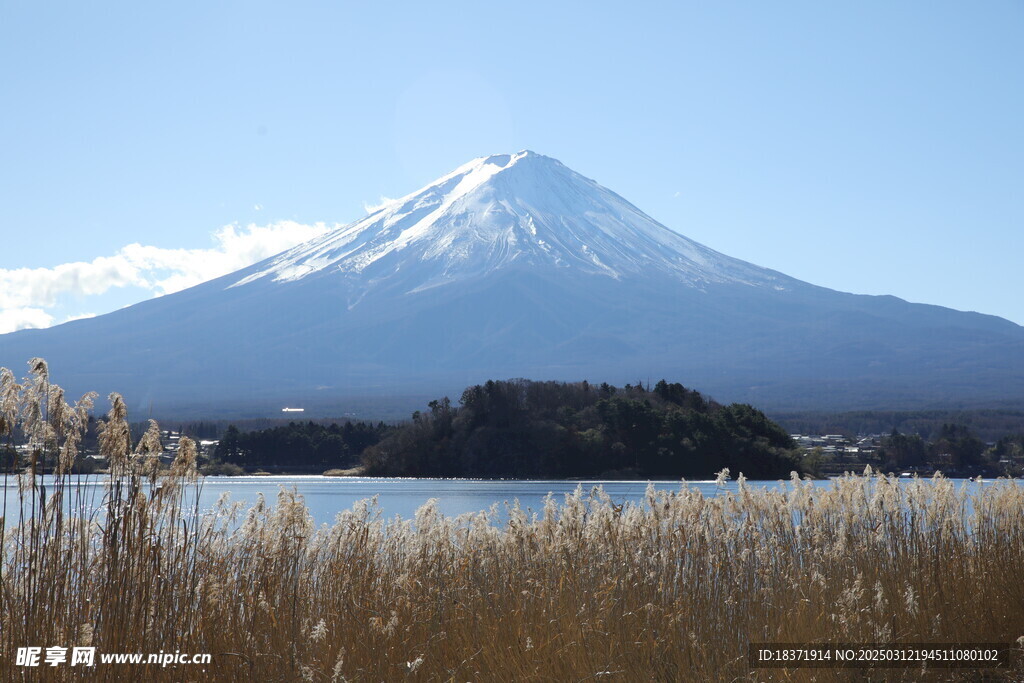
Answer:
2 151 1023 417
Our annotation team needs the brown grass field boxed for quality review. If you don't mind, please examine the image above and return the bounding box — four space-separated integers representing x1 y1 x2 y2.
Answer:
2 360 1023 681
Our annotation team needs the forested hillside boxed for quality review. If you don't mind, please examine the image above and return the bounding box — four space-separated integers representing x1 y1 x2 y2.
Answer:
214 420 390 472
362 379 801 479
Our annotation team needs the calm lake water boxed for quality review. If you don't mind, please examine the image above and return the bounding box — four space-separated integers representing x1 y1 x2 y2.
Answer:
196 476 802 524
1 475 993 526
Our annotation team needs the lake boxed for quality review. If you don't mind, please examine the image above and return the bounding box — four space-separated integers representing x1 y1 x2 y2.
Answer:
3 474 988 526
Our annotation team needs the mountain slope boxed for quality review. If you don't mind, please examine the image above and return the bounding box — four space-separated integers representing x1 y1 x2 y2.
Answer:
232 151 796 296
1 151 1022 417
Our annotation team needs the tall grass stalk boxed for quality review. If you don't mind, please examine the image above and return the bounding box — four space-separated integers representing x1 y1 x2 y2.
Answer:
1 363 1022 680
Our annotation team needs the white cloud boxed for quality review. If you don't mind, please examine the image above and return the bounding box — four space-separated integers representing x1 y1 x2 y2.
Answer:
0 308 54 335
0 256 145 310
0 221 334 333
62 313 97 323
117 221 336 295
363 196 398 214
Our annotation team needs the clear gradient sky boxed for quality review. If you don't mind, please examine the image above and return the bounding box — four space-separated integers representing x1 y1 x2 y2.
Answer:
2 1 1022 332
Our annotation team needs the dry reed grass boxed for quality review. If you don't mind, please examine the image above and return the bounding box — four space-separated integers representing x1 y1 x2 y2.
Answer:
2 360 1023 681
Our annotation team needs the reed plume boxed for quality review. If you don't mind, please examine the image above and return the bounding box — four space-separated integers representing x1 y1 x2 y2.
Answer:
1 360 1022 681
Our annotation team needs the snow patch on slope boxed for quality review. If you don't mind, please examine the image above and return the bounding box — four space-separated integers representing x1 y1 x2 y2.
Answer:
232 151 794 296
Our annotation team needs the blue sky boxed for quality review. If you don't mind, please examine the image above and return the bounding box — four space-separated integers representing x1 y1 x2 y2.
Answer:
1 1 1022 331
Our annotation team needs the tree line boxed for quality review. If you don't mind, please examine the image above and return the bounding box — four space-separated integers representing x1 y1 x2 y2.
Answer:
361 379 802 479
213 420 391 472
878 424 1024 476
775 409 1024 443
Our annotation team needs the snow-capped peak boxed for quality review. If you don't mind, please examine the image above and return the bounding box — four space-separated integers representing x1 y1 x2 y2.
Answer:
231 151 793 296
